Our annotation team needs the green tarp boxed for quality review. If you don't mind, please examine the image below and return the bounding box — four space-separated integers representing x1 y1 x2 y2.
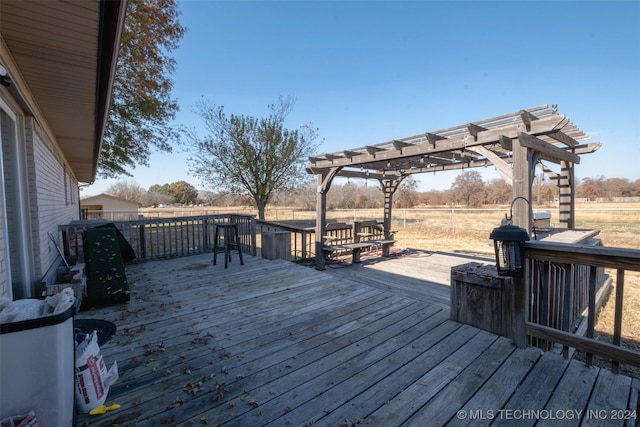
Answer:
81 227 130 310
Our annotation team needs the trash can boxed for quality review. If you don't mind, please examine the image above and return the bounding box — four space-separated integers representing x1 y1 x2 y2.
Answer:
0 301 77 426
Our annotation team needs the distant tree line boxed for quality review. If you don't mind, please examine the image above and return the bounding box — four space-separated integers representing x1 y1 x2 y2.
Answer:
100 173 640 210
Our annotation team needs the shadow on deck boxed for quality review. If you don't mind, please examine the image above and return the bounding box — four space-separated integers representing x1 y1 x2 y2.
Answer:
75 251 639 426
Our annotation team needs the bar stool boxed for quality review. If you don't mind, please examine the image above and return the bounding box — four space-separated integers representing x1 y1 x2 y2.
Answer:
213 222 244 268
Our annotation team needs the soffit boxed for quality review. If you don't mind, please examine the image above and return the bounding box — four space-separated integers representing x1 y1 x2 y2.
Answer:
0 0 125 182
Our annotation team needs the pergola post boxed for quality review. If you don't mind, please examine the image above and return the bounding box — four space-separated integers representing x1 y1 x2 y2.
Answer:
558 160 575 229
381 176 403 256
315 167 340 270
510 136 536 348
511 137 535 233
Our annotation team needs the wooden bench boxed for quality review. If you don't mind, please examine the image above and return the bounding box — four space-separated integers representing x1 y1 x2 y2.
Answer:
322 242 373 263
354 220 397 257
322 222 373 264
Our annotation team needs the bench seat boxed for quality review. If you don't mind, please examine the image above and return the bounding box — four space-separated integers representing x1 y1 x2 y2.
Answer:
364 239 397 256
322 242 373 263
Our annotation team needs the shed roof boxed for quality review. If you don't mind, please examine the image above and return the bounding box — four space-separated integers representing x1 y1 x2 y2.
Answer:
81 193 140 207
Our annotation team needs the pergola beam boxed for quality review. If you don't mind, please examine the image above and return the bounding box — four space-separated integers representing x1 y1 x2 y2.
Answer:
308 114 568 169
466 145 513 183
426 133 447 145
517 132 580 164
547 131 579 147
467 123 488 139
392 140 411 152
520 109 539 131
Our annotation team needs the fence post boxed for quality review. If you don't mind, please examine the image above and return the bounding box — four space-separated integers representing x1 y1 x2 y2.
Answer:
451 209 456 235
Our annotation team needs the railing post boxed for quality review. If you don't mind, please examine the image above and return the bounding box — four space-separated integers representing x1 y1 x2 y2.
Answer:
138 223 146 260
250 217 257 256
203 217 209 251
586 265 597 366
561 263 573 358
513 262 528 348
612 269 625 374
301 231 307 260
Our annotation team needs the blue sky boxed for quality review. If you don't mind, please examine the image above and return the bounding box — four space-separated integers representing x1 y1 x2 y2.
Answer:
84 0 640 197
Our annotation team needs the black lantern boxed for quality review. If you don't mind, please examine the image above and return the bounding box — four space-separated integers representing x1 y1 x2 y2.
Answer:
489 197 532 277
490 224 529 277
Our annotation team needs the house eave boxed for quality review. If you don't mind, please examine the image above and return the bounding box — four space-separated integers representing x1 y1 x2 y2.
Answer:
0 0 127 183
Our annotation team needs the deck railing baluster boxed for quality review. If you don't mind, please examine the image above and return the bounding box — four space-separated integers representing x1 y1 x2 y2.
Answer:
524 240 640 370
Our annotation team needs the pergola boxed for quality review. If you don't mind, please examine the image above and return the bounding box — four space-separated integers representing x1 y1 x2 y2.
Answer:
307 104 600 270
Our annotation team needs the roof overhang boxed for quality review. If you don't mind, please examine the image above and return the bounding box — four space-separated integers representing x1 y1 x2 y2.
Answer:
0 0 127 183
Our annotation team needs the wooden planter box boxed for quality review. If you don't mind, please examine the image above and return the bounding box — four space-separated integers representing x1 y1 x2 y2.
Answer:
450 262 515 339
261 230 291 261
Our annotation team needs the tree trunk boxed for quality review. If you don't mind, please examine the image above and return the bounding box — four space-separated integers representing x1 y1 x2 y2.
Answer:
256 199 266 220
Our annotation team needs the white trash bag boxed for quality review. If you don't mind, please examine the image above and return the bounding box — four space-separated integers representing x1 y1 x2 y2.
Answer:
74 331 119 413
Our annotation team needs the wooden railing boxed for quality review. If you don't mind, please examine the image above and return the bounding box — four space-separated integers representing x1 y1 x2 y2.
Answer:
256 219 399 262
59 214 256 262
524 240 640 373
255 220 316 261
527 236 608 349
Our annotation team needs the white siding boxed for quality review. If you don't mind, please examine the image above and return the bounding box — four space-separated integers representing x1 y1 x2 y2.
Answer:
28 118 80 286
0 209 6 298
0 110 9 298
0 100 16 298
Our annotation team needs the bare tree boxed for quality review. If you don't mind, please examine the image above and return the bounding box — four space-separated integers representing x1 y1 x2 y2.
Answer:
187 96 320 219
395 176 419 208
106 180 146 204
451 171 486 207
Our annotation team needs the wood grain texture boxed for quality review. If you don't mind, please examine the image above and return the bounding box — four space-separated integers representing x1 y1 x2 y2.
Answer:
75 252 638 426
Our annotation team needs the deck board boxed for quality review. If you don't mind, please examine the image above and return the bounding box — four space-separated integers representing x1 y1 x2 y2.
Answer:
75 252 638 427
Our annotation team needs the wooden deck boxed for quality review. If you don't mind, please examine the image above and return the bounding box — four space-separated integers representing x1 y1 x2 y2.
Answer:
75 250 639 427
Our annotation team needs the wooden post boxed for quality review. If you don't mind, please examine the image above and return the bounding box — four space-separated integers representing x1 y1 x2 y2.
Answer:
511 136 535 348
381 176 403 256
561 263 573 358
512 261 528 348
138 223 146 260
382 181 394 256
315 173 328 270
612 269 625 374
315 168 340 270
511 136 534 233
558 160 575 229
249 217 257 256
